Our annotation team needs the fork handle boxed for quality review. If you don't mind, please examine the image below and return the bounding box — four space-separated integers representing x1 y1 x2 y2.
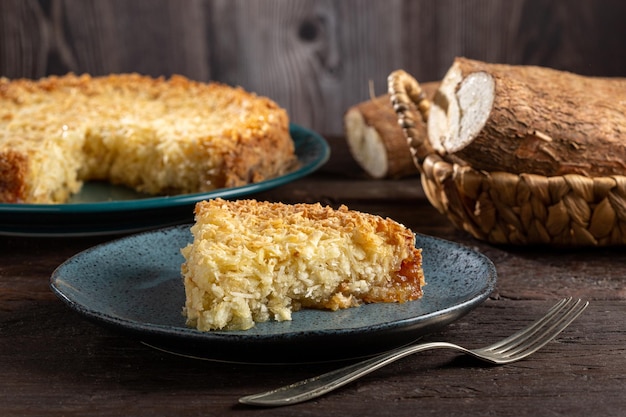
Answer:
239 342 466 407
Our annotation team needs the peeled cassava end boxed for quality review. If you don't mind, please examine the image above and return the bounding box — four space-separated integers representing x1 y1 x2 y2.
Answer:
345 108 390 178
428 63 495 155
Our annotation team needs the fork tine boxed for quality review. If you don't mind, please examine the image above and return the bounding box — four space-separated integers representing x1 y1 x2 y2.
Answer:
483 298 572 352
497 299 588 359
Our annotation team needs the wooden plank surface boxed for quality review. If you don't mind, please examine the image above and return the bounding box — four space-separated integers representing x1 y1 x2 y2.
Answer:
1 136 625 416
0 2 625 415
1 0 625 136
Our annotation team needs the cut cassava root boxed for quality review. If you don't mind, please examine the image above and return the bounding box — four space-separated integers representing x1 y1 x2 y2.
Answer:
345 82 438 179
389 59 626 246
428 57 626 177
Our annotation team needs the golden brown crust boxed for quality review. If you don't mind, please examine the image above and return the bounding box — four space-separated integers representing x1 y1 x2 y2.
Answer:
0 73 295 203
0 150 28 203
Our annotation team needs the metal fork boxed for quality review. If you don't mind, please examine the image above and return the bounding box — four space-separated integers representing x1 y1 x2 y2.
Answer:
239 298 588 407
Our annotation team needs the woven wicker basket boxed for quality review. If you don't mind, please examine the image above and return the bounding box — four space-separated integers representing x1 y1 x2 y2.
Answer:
388 69 626 246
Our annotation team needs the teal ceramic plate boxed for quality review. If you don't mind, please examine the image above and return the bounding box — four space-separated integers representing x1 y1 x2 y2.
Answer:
0 124 329 237
50 226 497 364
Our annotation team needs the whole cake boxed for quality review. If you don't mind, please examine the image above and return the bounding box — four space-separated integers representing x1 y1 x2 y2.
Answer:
181 198 425 331
0 73 295 203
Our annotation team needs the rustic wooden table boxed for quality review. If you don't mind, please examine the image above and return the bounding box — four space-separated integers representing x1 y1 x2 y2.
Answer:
1 137 624 417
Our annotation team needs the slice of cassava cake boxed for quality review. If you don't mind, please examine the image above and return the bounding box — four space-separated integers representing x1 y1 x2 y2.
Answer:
181 198 425 331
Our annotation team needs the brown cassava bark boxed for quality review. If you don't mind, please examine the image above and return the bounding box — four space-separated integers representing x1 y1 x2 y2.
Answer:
435 57 626 177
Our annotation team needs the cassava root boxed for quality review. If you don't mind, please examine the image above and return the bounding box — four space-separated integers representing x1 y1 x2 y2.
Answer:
428 57 626 177
345 83 439 179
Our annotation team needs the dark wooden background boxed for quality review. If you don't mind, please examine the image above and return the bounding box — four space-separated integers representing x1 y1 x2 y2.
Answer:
1 0 626 137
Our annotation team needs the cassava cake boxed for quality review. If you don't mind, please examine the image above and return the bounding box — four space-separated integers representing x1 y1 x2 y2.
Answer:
181 198 425 331
0 73 295 203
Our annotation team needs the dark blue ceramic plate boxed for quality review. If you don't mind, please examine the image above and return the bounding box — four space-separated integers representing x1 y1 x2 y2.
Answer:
50 225 497 364
0 124 329 237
